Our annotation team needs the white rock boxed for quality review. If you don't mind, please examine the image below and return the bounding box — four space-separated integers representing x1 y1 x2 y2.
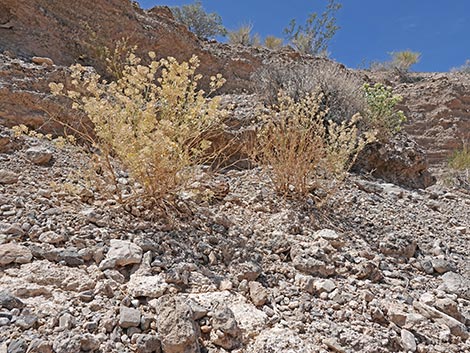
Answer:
0 243 32 265
189 291 267 338
128 274 167 298
39 231 65 244
0 169 18 184
119 307 141 328
314 279 336 293
401 329 417 352
26 147 53 165
100 240 142 269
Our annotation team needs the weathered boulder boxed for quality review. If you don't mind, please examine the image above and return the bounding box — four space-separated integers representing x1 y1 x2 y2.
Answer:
154 295 200 353
0 243 32 265
353 134 436 189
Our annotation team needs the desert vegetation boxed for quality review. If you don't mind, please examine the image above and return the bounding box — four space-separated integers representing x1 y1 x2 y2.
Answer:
1 1 470 353
49 52 226 207
170 0 227 39
370 50 421 74
283 0 341 56
362 83 407 141
252 91 374 199
227 24 261 47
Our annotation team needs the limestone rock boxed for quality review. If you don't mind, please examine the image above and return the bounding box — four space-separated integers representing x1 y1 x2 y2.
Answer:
7 339 27 353
0 169 18 184
440 272 470 300
291 242 335 277
133 334 161 353
155 296 200 353
25 147 53 165
210 307 242 350
38 231 65 244
235 261 262 281
0 243 32 265
400 329 417 352
119 306 141 328
100 239 143 269
314 279 336 294
128 274 167 299
0 292 25 309
249 281 269 307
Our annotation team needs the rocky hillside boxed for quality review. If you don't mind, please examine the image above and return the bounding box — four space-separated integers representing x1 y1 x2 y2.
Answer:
1 0 469 165
0 1 469 353
0 125 469 353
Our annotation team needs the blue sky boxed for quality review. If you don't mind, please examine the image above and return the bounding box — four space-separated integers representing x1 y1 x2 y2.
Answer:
137 0 470 72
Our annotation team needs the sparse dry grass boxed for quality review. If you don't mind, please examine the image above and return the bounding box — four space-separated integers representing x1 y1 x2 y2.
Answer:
252 91 375 200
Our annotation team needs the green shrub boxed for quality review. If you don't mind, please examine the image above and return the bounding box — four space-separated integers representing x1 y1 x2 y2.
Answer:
283 0 341 56
228 24 261 47
363 83 406 140
171 1 227 39
252 91 374 199
50 52 226 206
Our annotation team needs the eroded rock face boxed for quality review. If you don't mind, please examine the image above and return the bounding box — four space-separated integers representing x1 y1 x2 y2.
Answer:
0 0 263 93
353 134 436 189
368 71 470 165
397 73 470 164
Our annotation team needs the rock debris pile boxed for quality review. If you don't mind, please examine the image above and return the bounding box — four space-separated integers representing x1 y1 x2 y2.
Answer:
0 127 468 352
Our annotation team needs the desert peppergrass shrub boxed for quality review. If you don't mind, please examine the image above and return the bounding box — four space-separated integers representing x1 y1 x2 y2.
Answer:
363 83 406 141
370 50 421 75
391 50 421 72
264 36 284 50
252 91 375 200
445 143 470 190
49 51 226 207
448 143 470 171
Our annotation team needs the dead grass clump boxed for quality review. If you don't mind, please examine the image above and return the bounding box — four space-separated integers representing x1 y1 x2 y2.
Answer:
252 91 375 200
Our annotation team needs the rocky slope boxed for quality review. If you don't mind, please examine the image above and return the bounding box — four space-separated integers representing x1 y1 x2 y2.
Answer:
0 125 469 353
0 1 469 352
1 0 469 166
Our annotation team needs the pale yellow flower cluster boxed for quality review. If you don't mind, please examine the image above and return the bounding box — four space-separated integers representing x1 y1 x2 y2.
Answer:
50 52 226 204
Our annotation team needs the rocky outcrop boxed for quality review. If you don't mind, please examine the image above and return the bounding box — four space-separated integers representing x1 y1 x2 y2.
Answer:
399 73 470 164
0 0 265 92
0 54 78 132
353 134 436 189
368 71 470 165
